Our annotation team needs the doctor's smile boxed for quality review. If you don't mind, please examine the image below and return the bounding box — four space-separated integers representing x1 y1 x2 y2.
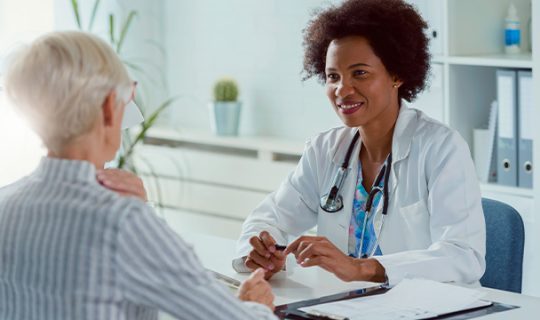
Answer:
336 101 364 114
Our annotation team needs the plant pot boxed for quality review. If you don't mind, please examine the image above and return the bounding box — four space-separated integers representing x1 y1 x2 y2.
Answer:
209 101 242 136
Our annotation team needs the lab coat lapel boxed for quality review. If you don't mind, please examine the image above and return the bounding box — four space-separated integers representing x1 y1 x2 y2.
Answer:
337 143 360 229
373 102 417 241
321 129 361 253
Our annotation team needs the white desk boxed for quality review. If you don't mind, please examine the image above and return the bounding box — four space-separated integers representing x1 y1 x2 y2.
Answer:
178 233 540 319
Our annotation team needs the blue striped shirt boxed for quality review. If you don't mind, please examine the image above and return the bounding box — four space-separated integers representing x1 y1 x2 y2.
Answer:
0 157 276 320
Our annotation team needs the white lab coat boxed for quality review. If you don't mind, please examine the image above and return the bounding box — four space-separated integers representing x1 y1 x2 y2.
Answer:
237 106 486 286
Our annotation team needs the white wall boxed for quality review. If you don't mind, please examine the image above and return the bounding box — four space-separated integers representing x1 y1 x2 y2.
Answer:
0 0 166 187
53 0 168 113
0 0 54 186
163 0 342 140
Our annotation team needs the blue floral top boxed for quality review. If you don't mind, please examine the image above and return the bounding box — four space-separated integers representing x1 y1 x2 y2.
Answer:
348 160 384 258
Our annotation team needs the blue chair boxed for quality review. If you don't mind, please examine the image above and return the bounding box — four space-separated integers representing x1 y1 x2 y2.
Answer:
480 198 524 293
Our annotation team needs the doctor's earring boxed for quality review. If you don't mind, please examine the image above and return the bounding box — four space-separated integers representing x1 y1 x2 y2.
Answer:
392 83 400 88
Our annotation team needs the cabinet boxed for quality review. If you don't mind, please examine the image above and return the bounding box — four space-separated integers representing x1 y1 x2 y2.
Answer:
410 0 540 296
134 128 304 239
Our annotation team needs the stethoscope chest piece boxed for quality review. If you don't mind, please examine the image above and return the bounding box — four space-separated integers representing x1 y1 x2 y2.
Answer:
320 193 343 213
319 132 361 213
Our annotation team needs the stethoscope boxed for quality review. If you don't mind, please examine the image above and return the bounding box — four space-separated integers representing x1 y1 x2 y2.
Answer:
319 131 392 258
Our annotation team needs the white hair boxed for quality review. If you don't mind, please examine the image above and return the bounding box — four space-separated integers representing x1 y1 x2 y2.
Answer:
4 31 131 154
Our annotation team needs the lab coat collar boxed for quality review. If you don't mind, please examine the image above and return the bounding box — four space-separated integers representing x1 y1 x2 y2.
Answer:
331 102 417 167
391 103 417 163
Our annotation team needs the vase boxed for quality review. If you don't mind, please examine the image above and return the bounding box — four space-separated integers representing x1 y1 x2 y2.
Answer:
208 101 242 136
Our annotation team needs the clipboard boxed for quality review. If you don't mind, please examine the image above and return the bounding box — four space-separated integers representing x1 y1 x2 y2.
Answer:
274 285 518 320
274 285 388 319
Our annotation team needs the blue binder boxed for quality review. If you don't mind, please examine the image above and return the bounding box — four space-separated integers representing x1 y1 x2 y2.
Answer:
517 70 533 188
496 70 518 187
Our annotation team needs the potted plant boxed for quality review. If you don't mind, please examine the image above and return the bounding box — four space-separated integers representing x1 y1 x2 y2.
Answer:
209 78 241 136
69 0 175 169
69 0 177 213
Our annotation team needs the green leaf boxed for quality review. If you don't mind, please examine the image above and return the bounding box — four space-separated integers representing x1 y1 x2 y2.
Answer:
70 0 82 30
87 0 101 31
116 10 138 53
109 14 116 46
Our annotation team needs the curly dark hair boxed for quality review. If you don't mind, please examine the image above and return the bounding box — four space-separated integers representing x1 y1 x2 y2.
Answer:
303 0 430 102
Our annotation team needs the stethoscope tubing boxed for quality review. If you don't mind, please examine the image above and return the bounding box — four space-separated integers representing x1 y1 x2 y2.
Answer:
319 130 393 258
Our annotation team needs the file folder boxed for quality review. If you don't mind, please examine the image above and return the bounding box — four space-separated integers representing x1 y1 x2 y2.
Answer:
496 70 518 187
517 70 533 188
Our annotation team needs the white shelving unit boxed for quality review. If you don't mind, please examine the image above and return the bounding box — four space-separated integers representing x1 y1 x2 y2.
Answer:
410 0 540 296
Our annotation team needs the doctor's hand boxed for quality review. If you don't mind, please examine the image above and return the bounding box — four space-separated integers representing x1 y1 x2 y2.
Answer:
237 268 275 311
96 169 148 202
245 231 286 280
285 236 387 283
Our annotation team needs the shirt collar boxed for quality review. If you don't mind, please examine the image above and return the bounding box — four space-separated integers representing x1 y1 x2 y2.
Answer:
33 157 97 184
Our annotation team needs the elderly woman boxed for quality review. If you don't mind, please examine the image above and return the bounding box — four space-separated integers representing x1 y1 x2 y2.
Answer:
0 31 276 320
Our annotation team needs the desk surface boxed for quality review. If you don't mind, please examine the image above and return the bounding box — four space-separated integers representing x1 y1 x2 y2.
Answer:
179 232 540 319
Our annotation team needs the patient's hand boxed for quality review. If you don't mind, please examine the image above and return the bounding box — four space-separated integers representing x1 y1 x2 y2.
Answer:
96 169 147 201
237 268 275 310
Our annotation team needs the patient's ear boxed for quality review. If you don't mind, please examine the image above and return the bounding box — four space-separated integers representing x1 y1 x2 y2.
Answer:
102 91 117 127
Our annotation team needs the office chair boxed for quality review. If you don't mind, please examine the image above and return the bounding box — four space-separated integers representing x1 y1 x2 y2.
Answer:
480 198 525 293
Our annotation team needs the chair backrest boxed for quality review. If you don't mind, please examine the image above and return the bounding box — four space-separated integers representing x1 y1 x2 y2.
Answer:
480 198 524 293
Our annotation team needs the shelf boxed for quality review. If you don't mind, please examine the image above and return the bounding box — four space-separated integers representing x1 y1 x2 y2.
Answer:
431 55 446 64
446 53 533 69
142 126 306 157
480 183 534 198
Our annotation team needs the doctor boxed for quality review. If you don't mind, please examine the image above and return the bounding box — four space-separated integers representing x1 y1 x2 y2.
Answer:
235 0 485 286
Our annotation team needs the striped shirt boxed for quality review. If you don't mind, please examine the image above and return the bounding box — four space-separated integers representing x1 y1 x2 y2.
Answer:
0 157 276 320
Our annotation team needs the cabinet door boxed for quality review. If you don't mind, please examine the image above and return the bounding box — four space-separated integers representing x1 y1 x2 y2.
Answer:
406 0 444 55
411 63 444 123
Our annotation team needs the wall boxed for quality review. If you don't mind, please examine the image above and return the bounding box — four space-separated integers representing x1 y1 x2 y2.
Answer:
163 0 342 140
0 0 166 187
0 0 54 186
53 0 168 112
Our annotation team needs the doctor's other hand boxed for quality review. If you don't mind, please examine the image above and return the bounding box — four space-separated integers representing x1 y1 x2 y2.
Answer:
237 268 275 311
245 231 286 280
96 168 148 202
285 236 386 283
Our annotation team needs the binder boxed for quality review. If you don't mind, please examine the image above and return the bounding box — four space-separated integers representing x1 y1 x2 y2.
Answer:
474 101 498 183
517 70 533 188
496 70 518 187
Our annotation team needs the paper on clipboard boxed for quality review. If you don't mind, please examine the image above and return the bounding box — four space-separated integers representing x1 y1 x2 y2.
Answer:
299 279 491 320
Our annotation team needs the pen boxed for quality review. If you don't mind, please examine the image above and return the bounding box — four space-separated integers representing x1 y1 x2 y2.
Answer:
274 244 287 251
